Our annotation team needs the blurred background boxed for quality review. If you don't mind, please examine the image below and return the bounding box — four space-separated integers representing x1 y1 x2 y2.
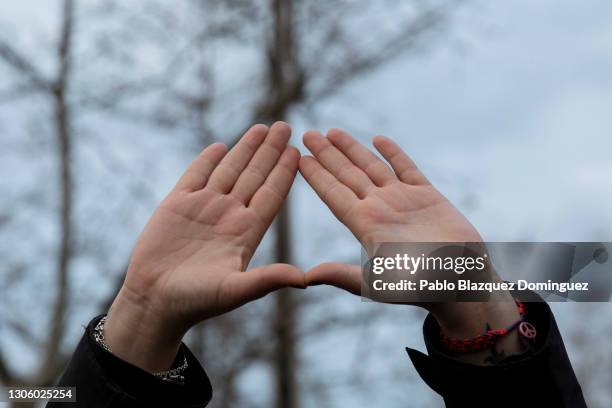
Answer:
1 1 611 407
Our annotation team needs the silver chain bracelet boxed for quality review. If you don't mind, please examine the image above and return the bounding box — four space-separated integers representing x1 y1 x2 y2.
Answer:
93 316 188 384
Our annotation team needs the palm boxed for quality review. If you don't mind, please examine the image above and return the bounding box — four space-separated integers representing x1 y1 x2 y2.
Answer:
299 128 481 294
123 123 305 329
345 183 480 247
155 190 266 272
132 193 262 313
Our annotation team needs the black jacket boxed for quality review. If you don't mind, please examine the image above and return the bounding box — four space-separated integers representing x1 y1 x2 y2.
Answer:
48 302 586 407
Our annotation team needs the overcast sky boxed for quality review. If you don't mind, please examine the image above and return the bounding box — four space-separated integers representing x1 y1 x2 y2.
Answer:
293 0 612 242
1 0 612 406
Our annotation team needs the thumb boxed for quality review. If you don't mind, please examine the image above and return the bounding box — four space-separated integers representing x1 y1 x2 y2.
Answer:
306 262 362 296
225 263 306 305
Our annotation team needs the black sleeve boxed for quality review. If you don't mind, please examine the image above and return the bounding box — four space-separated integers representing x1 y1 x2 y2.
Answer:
47 315 212 408
406 302 587 407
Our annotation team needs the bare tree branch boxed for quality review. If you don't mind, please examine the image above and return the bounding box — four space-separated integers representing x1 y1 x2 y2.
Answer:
307 3 459 103
5 318 43 351
38 0 75 384
0 41 52 91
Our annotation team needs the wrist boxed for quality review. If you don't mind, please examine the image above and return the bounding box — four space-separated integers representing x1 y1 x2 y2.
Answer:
104 284 184 373
430 293 519 337
428 294 524 364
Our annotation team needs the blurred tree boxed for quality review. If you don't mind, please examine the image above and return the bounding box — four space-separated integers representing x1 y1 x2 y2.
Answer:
0 2 76 408
0 1 463 407
0 0 75 395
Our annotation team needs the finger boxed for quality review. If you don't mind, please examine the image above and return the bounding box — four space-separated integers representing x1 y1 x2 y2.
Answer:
306 262 361 296
173 143 228 192
231 122 291 203
249 146 300 225
207 124 269 193
327 128 396 186
222 264 306 306
298 155 358 220
372 136 429 185
303 130 374 197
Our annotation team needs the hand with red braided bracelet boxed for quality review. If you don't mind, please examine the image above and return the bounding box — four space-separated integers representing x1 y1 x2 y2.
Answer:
299 130 533 365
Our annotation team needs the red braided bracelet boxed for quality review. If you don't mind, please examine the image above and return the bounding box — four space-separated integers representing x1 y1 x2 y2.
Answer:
440 301 535 353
